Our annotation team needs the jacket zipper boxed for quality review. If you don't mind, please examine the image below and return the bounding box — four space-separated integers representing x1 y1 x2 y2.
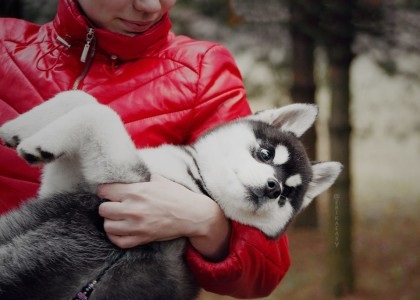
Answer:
73 28 96 90
80 28 95 63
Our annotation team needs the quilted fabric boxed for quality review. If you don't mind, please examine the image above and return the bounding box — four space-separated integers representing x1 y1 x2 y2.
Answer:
0 0 290 297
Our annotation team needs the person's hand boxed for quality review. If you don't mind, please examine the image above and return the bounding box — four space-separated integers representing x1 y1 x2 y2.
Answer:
97 174 230 261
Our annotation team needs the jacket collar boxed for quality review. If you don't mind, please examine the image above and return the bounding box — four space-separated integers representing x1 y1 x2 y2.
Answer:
53 0 172 61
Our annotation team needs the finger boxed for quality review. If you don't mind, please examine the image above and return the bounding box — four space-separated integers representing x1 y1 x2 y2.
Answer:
107 234 146 249
97 183 132 201
103 219 131 235
98 201 125 220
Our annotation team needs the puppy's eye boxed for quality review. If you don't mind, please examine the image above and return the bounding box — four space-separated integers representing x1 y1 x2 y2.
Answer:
257 147 274 162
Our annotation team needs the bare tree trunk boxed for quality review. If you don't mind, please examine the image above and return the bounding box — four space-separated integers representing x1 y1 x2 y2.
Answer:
226 0 244 26
323 0 355 296
326 54 354 297
289 0 319 228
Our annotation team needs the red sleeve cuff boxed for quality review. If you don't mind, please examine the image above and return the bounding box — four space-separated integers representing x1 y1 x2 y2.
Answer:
186 221 290 298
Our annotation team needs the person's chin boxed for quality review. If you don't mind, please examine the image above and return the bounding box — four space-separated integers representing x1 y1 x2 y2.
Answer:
118 19 155 35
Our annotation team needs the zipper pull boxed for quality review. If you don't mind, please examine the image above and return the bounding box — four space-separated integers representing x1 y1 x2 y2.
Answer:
56 35 71 48
80 28 95 63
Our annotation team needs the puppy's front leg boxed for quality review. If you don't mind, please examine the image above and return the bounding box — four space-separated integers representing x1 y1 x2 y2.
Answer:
0 90 97 148
17 104 149 195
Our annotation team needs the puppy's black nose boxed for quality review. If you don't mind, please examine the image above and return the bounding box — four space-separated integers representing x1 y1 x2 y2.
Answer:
266 179 281 199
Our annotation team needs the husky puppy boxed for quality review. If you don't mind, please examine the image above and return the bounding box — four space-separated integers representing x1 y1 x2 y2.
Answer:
0 90 342 300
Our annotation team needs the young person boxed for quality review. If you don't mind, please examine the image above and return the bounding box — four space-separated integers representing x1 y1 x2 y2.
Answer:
0 0 290 297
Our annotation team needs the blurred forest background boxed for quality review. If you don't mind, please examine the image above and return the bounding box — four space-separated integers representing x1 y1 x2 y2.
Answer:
1 0 419 299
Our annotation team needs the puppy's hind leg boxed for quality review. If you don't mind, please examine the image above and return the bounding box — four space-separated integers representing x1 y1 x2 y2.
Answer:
0 90 97 148
0 194 67 244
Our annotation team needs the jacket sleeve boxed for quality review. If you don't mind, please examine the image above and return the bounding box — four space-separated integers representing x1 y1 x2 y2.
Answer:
185 44 291 298
186 223 290 298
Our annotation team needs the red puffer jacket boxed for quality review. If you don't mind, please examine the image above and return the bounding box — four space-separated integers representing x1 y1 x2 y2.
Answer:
0 0 290 297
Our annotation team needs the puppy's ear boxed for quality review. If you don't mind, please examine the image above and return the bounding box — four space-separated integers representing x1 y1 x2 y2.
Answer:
300 161 343 211
248 103 318 137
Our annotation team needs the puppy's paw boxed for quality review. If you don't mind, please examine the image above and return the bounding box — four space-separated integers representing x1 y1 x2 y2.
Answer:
0 115 43 149
17 140 61 165
0 122 23 148
0 131 21 148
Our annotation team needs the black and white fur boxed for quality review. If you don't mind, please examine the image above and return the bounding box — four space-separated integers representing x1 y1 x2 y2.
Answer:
0 90 342 299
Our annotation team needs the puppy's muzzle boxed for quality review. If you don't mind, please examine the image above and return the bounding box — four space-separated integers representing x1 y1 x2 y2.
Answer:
265 178 281 199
